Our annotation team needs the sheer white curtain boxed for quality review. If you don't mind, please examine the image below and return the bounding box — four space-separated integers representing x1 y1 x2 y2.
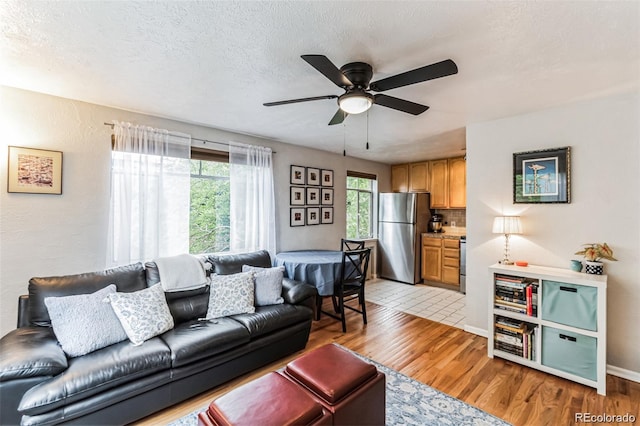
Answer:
229 142 276 257
107 121 191 267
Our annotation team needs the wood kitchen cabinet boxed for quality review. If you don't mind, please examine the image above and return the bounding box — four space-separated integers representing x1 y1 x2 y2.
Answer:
409 162 429 192
391 164 409 192
429 159 448 208
421 237 442 281
442 239 460 285
422 235 460 288
448 157 466 208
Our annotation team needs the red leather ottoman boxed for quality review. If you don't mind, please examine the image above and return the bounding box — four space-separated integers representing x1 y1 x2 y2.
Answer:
283 344 386 425
197 372 332 426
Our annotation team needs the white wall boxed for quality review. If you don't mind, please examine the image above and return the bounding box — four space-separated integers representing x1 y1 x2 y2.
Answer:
0 86 389 335
466 92 640 374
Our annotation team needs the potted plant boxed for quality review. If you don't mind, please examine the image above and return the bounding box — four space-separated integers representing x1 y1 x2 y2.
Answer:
574 243 617 274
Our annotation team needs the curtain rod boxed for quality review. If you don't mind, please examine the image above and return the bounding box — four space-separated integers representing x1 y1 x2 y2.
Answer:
103 122 275 152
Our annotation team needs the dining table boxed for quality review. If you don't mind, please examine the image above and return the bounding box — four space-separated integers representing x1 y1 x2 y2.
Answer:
274 250 347 297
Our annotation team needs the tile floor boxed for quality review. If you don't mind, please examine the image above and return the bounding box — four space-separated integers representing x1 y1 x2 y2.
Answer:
365 278 466 329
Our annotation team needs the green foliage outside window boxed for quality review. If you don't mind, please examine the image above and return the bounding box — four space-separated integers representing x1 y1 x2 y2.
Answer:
346 176 374 239
190 160 230 253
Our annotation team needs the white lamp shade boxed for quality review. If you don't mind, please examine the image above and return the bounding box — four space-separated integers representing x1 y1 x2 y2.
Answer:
338 93 373 114
492 216 522 234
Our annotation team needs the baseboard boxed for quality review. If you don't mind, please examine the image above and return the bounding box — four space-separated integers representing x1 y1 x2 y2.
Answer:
463 324 488 338
607 365 640 383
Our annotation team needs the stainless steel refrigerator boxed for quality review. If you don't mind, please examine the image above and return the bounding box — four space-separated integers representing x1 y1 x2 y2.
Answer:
378 193 431 284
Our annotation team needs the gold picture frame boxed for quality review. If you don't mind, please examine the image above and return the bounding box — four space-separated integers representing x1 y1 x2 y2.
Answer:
7 146 63 194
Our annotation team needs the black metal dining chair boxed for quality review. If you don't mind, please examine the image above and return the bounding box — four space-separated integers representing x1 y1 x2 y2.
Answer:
340 238 365 251
319 248 371 333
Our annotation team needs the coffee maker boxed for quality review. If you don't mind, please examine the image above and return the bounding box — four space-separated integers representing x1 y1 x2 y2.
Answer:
429 214 443 233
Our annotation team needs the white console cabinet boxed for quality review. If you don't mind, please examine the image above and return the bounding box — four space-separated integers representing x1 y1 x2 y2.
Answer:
488 263 607 395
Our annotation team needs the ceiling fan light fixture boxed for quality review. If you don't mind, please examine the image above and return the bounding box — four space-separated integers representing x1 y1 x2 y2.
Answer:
338 90 374 114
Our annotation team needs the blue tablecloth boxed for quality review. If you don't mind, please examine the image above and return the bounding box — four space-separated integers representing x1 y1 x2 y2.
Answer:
274 250 345 296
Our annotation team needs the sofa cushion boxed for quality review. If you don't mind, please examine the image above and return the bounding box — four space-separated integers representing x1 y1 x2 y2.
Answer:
207 250 272 275
230 304 313 338
160 318 251 368
242 265 285 306
0 327 67 381
205 272 255 320
44 285 128 357
108 284 174 346
164 286 211 323
28 263 147 326
18 337 171 415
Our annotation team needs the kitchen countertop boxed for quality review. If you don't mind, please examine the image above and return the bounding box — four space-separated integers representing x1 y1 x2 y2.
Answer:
422 226 466 239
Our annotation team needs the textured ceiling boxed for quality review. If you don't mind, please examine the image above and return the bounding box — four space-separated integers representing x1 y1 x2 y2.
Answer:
1 1 638 163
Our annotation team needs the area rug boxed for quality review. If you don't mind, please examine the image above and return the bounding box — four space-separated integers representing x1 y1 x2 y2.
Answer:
169 344 510 426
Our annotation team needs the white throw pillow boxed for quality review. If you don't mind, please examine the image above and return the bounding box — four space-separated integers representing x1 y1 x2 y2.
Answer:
241 265 285 306
44 285 128 357
107 283 174 346
205 272 256 319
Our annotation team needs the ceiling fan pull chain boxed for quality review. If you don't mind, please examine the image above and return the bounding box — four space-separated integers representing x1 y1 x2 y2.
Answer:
343 123 346 156
366 110 370 150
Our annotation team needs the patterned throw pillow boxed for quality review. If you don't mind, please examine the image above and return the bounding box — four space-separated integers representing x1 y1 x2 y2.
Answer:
205 272 256 319
44 284 128 357
241 265 285 306
107 283 174 346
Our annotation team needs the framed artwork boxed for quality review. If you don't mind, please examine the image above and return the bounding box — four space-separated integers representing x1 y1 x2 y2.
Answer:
321 207 334 224
290 165 305 185
290 186 305 205
321 169 334 187
7 146 63 194
307 167 320 186
307 207 320 225
306 187 320 205
513 146 571 204
290 207 305 227
321 188 334 205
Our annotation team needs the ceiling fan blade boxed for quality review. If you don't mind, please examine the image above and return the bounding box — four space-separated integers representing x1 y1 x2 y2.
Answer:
301 55 353 88
263 95 338 107
328 109 348 125
374 94 429 115
369 59 458 92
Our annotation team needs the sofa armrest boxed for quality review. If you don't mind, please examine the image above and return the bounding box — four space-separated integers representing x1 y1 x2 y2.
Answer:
0 327 67 382
282 278 317 307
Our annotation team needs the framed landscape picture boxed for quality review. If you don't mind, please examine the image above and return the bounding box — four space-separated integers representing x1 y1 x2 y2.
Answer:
307 167 320 186
321 207 334 224
290 165 305 185
321 169 334 187
290 186 305 205
513 146 571 204
290 207 305 227
306 187 320 205
7 146 63 194
307 207 320 225
321 188 333 205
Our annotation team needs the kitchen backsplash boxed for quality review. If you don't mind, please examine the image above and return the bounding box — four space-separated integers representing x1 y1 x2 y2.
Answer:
434 209 466 228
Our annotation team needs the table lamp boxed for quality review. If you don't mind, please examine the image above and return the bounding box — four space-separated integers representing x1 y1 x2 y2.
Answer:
492 216 522 265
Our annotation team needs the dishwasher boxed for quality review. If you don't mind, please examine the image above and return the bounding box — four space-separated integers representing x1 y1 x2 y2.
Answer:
460 236 466 294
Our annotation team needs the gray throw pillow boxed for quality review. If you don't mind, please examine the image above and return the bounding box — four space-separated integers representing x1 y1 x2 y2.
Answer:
205 272 256 319
108 283 174 346
242 265 285 306
44 284 128 357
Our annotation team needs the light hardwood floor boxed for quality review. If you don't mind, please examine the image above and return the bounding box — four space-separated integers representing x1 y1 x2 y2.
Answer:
136 301 639 426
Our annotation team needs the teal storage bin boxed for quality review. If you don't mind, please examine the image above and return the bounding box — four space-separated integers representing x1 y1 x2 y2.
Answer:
541 280 597 331
542 327 597 381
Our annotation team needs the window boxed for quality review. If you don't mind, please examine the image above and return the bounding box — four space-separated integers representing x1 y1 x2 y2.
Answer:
346 172 377 239
190 148 230 253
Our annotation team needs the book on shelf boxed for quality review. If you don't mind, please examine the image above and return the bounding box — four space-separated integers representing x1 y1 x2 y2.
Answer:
494 276 538 317
493 315 537 360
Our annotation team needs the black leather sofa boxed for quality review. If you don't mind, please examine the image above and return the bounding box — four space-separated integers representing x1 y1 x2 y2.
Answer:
0 250 317 425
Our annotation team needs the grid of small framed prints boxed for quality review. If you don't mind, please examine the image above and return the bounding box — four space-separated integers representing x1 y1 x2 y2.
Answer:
290 165 334 227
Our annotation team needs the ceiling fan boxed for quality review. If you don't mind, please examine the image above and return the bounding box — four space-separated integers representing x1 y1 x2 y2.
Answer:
264 55 458 125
